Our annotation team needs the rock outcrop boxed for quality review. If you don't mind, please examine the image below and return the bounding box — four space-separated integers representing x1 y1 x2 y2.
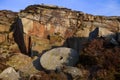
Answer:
0 10 18 54
1 4 120 55
19 5 120 38
18 4 120 54
0 67 20 80
0 4 120 80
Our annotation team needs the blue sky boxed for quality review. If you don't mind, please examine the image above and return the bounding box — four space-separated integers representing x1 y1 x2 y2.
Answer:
0 0 120 16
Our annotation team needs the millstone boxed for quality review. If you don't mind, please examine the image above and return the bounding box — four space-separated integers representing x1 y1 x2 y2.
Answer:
40 47 79 70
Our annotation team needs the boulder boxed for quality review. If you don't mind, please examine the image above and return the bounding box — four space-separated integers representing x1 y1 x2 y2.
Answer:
6 53 39 74
63 66 89 79
0 67 20 80
110 38 119 46
63 66 83 77
40 47 79 70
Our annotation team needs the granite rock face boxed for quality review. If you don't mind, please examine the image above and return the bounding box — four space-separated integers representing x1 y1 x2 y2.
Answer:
18 5 120 54
0 4 120 55
19 5 120 38
0 4 120 80
0 11 17 44
0 10 20 56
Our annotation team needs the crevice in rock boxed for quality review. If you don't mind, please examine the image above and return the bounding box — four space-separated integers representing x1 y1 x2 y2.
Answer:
10 17 27 55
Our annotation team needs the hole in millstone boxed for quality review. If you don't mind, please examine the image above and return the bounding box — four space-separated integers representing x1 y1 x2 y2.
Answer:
60 56 63 60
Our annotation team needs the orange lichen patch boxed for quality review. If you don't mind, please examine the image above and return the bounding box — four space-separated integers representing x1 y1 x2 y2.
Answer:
0 34 6 43
28 20 58 39
49 26 55 35
64 29 74 39
28 21 45 38
0 25 9 32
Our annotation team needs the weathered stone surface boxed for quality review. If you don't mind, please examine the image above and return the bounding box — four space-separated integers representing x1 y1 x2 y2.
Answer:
0 4 120 80
0 67 20 80
31 37 51 54
0 34 6 43
0 55 9 73
98 27 114 37
29 21 46 38
0 10 17 32
0 11 16 23
0 10 19 55
40 47 79 70
19 5 78 39
75 28 90 37
0 25 10 32
19 5 120 38
63 66 89 79
0 5 119 56
63 66 83 77
9 43 20 53
6 53 39 74
17 5 120 54
21 18 33 34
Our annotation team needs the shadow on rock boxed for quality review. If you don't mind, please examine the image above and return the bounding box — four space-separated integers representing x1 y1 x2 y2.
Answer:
32 57 44 71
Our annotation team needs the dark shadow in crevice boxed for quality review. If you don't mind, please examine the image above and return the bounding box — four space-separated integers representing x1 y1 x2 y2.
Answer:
63 37 88 53
10 17 27 55
32 56 44 71
88 27 99 41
